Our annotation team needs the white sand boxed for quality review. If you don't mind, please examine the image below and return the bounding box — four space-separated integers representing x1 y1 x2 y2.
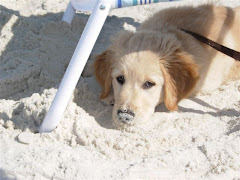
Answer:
0 0 240 179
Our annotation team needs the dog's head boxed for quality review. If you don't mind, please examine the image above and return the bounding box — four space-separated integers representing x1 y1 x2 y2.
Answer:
94 30 199 126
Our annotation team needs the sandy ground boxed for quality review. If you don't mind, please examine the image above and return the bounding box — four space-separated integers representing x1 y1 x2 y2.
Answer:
0 0 240 179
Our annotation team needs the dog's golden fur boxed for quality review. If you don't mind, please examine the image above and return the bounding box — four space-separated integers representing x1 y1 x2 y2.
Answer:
94 5 240 126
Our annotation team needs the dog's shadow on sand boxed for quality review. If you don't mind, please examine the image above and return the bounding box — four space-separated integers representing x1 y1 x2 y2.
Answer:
156 97 240 117
156 98 240 135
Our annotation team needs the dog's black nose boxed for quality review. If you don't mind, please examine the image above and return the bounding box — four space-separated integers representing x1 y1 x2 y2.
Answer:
117 109 135 123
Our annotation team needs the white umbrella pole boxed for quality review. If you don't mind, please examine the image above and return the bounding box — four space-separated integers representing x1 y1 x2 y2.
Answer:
38 0 112 133
62 2 76 24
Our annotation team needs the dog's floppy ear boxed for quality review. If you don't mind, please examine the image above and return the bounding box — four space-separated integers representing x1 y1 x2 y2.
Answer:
160 51 199 111
94 50 114 99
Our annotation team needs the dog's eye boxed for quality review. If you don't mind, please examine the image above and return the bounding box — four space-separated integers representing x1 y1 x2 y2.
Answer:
116 76 125 85
143 81 155 89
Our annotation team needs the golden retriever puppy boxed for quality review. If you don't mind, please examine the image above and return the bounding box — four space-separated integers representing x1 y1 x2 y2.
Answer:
94 5 240 126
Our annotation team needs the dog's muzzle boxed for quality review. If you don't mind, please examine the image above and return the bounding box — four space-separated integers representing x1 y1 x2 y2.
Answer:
117 109 135 123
